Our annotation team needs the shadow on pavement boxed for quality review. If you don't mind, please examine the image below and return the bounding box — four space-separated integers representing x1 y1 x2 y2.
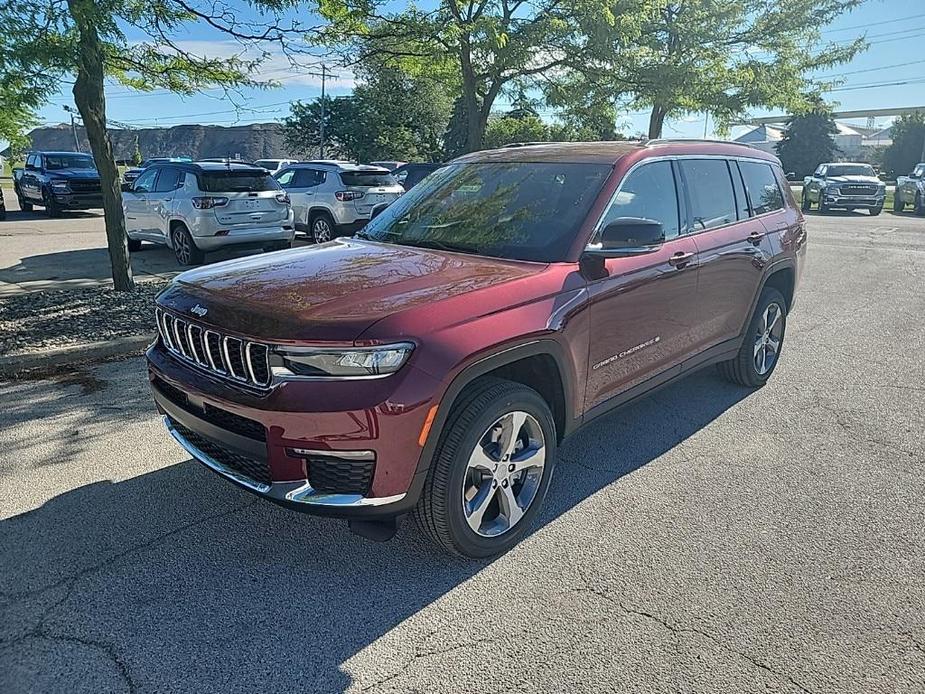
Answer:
0 369 751 693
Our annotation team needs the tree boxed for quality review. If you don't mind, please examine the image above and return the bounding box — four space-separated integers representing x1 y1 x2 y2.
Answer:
284 96 356 158
775 105 840 179
131 137 143 166
285 62 454 162
313 0 610 153
580 0 863 138
1 0 304 290
882 113 925 179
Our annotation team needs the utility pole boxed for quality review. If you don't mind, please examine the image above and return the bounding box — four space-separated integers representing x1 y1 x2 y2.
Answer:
63 105 81 152
319 64 327 159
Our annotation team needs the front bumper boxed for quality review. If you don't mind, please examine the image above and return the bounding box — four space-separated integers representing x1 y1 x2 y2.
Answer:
52 192 103 209
147 343 442 518
823 193 885 209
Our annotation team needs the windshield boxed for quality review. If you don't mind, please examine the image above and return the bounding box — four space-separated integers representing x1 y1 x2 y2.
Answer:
358 162 611 262
827 164 875 177
340 171 398 187
198 171 280 192
45 154 96 171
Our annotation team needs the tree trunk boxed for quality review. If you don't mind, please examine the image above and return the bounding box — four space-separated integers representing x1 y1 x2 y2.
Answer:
647 105 667 140
67 0 134 291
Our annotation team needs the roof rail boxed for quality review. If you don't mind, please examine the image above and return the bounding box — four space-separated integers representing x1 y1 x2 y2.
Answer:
500 141 575 148
645 137 743 146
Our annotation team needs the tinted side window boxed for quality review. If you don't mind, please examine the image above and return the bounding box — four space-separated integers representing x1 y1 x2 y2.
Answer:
294 169 324 187
739 161 784 215
153 167 181 193
730 161 750 219
133 168 158 193
679 159 737 230
601 161 680 240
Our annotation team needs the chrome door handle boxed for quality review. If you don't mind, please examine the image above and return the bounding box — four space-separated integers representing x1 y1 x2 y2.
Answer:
668 251 695 268
746 231 763 246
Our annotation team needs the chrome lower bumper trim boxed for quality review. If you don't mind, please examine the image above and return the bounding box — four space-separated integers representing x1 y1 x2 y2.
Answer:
164 416 406 508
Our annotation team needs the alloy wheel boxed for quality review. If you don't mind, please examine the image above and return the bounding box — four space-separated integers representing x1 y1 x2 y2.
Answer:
173 229 191 264
462 411 546 538
754 302 784 375
313 217 332 243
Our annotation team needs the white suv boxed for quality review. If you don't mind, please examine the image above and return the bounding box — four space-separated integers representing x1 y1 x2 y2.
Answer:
273 163 404 243
123 162 295 265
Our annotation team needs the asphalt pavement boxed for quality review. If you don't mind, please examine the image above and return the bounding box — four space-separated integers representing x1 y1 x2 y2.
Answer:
1 210 924 693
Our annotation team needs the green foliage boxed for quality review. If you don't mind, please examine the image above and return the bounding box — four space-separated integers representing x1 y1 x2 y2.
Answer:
131 137 143 165
580 0 863 137
882 113 925 179
483 115 552 149
312 0 613 151
285 62 454 162
775 106 840 179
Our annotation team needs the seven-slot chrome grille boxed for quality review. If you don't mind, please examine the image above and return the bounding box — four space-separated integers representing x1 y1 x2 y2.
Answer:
155 308 271 388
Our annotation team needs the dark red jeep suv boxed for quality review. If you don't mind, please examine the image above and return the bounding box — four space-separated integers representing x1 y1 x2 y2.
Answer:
148 140 806 557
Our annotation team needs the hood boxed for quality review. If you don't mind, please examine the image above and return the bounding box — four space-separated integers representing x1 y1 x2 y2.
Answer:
827 175 880 184
156 239 543 342
48 168 100 180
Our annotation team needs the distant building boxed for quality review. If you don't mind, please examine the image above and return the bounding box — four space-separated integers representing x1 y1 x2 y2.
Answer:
734 121 893 161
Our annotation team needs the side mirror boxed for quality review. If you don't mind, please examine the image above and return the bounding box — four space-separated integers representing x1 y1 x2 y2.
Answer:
599 217 664 252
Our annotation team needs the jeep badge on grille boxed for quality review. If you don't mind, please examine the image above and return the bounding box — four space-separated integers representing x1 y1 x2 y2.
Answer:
190 304 208 317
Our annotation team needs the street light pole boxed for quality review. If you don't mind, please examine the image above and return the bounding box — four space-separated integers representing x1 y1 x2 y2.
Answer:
319 64 327 160
63 105 81 152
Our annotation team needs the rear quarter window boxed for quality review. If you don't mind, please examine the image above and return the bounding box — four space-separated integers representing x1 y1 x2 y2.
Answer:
739 161 785 215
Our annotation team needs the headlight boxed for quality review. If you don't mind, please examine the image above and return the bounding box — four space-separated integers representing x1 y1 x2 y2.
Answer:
273 343 414 378
50 180 70 193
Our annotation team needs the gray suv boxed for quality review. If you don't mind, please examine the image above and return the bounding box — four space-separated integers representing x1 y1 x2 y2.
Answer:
123 162 295 265
274 162 404 242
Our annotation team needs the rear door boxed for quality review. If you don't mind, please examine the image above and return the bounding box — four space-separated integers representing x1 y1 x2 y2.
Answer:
276 168 324 227
199 169 289 229
147 166 184 241
585 159 701 411
682 158 773 350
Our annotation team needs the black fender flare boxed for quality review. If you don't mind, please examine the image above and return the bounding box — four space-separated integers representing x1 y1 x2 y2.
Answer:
738 257 796 340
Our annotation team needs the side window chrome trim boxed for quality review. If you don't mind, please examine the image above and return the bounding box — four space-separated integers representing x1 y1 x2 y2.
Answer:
590 153 792 246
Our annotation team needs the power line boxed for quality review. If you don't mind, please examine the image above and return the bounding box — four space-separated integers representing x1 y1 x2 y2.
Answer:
822 12 925 34
819 58 925 80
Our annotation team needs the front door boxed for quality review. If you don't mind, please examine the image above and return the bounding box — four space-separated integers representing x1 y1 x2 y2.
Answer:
585 159 701 411
124 168 159 235
277 168 324 228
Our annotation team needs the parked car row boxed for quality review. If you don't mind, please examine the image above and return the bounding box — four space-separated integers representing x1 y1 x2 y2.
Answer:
895 162 925 215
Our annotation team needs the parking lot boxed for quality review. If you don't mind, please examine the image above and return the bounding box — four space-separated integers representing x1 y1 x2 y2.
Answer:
1 209 924 693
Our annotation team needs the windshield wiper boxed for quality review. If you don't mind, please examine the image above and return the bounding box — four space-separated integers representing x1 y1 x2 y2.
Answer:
395 238 480 255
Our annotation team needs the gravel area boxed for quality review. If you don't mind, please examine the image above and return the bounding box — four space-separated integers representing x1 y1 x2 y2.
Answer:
0 281 165 356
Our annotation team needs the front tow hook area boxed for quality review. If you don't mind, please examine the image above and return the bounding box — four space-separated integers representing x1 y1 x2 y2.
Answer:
349 517 399 542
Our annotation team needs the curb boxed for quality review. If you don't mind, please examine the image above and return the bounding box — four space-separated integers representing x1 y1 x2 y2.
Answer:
0 334 154 377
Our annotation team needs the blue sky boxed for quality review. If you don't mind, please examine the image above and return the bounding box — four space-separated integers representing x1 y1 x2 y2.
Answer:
36 0 925 144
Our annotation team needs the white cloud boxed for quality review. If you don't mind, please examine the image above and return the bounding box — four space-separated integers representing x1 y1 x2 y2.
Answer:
162 40 356 91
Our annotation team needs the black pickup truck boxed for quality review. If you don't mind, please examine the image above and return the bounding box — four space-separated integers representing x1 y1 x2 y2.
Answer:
12 151 103 216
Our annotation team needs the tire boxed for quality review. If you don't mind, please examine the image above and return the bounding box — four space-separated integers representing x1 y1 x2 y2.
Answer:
127 237 142 252
310 212 335 244
17 194 33 212
893 193 904 213
819 198 829 214
44 193 62 218
718 287 787 388
916 192 925 217
171 224 205 266
412 378 557 558
800 190 811 212
869 206 882 217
